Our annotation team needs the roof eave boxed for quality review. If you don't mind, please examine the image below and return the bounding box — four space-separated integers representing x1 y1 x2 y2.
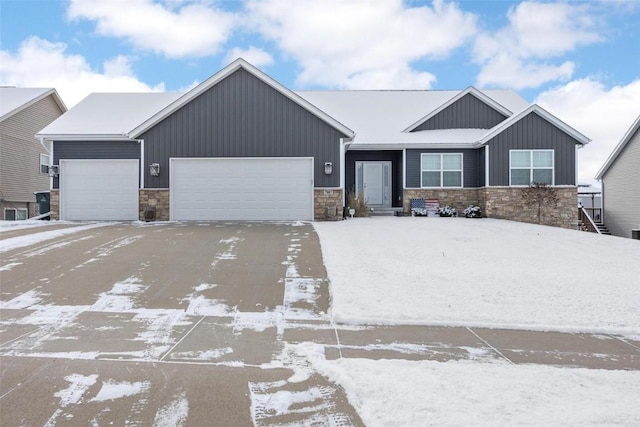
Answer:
128 58 354 139
402 86 513 133
478 104 591 146
37 134 136 142
595 114 640 180
0 88 67 122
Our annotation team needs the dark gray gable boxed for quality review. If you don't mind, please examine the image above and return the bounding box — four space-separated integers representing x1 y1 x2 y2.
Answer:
412 93 508 131
141 68 349 188
486 111 580 186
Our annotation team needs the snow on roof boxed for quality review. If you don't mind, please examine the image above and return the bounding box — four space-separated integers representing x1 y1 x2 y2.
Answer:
0 87 65 122
296 89 530 146
37 92 181 139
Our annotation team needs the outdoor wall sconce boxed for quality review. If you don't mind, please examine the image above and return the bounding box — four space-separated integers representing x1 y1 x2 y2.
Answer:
324 162 333 175
149 163 160 177
48 165 59 177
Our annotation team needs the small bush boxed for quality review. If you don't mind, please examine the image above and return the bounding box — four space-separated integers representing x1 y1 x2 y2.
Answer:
437 206 457 217
464 205 482 218
347 189 369 217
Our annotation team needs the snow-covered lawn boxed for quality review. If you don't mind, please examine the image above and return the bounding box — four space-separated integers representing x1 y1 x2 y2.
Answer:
314 217 640 335
299 345 640 426
313 218 640 426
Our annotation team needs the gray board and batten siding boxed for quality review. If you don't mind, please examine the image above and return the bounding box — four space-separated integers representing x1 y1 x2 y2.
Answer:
485 111 580 186
345 150 404 207
52 140 141 188
412 93 508 131
140 68 349 189
405 149 481 188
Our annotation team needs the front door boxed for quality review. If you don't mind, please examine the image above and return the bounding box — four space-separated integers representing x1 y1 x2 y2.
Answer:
356 161 391 206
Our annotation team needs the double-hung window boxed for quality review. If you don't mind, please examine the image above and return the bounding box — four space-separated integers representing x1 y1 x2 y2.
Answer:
421 153 463 187
40 154 50 174
510 150 554 186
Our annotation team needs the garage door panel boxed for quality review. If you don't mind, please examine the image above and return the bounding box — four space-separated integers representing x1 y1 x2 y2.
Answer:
171 158 313 221
60 160 139 221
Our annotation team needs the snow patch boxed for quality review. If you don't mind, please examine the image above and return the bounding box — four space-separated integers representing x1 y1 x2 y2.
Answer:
0 222 111 253
153 390 189 427
90 380 149 402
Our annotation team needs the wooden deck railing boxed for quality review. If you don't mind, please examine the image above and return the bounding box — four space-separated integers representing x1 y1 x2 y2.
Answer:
578 207 600 233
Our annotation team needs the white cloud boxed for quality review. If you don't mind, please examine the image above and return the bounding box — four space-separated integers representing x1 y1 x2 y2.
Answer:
67 0 236 58
535 78 640 184
474 1 601 89
246 0 476 89
0 37 164 107
223 46 274 68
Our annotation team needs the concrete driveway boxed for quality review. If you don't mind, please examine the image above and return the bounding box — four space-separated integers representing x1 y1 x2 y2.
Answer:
1 221 638 426
0 222 360 426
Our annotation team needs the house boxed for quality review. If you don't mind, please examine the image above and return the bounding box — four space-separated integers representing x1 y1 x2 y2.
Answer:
0 87 67 220
595 115 640 238
37 59 590 227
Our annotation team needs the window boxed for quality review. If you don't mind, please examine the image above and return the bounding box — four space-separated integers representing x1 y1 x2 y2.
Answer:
40 154 50 174
510 150 553 186
4 208 28 220
421 153 463 187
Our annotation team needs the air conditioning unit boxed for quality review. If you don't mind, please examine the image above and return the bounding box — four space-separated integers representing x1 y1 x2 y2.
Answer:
48 165 59 177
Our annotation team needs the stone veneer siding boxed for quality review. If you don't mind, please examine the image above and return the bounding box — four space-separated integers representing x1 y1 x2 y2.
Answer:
314 188 343 221
403 188 480 214
403 186 577 229
483 187 577 229
139 189 170 221
50 189 59 220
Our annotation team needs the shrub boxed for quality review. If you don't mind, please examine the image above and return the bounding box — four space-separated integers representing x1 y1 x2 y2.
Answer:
437 206 457 217
347 189 369 217
464 205 482 218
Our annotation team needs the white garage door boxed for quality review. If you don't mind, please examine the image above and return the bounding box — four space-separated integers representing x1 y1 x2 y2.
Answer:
170 158 314 221
60 159 139 220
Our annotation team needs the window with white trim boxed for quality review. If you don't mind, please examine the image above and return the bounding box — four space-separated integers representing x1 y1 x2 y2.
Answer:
421 153 463 187
4 208 28 220
510 149 554 186
40 154 49 174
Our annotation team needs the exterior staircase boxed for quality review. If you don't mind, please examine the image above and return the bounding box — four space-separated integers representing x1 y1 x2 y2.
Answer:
578 207 611 235
368 206 403 217
594 221 611 235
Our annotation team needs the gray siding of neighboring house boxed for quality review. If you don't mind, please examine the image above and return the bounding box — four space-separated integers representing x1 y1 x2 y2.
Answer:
52 141 141 188
345 150 403 207
602 125 640 238
141 68 348 189
0 95 62 206
412 94 507 131
486 112 579 186
405 149 480 188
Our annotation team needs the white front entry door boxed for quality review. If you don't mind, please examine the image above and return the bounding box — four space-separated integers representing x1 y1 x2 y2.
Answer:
356 161 392 206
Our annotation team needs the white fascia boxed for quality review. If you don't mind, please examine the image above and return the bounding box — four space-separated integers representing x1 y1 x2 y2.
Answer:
402 149 407 189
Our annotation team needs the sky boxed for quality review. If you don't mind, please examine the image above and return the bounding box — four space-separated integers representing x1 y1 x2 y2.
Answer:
1 0 639 184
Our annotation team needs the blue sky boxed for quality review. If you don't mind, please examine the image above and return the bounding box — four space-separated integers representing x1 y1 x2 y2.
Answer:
1 0 639 183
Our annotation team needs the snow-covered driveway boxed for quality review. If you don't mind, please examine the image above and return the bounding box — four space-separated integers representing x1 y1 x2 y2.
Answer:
0 221 360 426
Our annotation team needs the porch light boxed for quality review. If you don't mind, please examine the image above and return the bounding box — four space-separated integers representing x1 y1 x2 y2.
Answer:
149 163 160 177
324 162 333 175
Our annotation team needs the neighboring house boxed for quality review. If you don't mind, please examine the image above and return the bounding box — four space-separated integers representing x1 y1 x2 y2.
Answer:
37 59 590 228
595 115 640 238
0 88 67 220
